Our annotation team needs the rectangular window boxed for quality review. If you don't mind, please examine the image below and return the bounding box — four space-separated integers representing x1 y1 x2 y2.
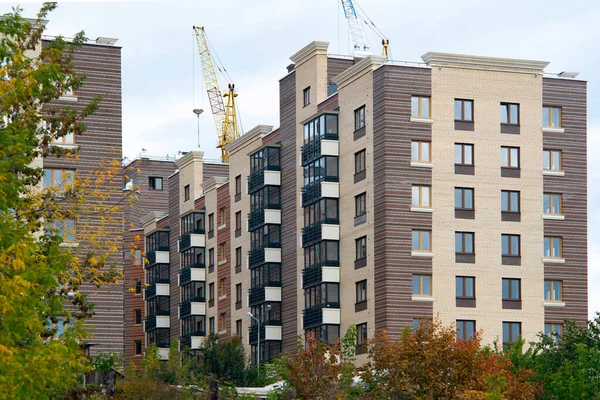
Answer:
411 95 430 118
456 276 475 298
134 249 142 265
355 236 367 261
543 150 562 171
543 193 562 215
209 283 214 301
235 211 242 232
236 319 243 337
134 278 142 295
543 106 561 128
134 340 142 356
355 149 366 174
454 99 473 121
355 192 366 217
455 232 474 254
235 175 242 195
412 274 432 296
411 141 431 163
134 309 142 325
208 248 215 267
209 317 215 333
454 143 474 165
502 234 520 256
501 190 520 212
218 243 226 263
218 313 226 332
219 278 226 298
235 283 242 304
500 103 519 124
544 236 562 258
357 322 367 346
501 147 520 168
502 278 521 300
149 177 163 190
412 230 431 252
412 185 431 208
503 321 521 347
544 280 562 302
46 219 76 242
356 280 367 303
235 247 242 267
454 187 474 210
303 87 311 107
43 168 75 189
208 213 214 233
184 184 190 201
456 320 475 340
545 324 562 343
218 207 226 226
52 129 74 144
354 106 365 131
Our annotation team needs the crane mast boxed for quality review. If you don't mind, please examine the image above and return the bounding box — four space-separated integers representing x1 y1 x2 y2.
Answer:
340 0 369 52
193 25 239 162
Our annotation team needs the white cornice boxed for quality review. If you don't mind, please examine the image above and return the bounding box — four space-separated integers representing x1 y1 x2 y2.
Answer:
175 151 204 169
421 52 549 73
290 41 329 66
141 211 168 229
224 124 273 154
332 55 385 89
200 176 228 193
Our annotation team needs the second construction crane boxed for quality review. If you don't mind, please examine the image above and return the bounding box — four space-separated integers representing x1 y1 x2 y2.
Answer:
193 25 239 163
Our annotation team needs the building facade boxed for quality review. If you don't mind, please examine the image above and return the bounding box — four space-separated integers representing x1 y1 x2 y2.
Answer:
132 41 587 363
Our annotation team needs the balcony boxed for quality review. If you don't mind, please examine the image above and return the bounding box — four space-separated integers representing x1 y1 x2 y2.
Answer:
301 221 339 248
180 333 206 350
249 324 282 344
249 246 282 268
248 207 282 231
146 250 169 268
248 167 281 194
179 264 206 286
145 283 170 300
301 138 339 166
248 285 282 307
302 267 322 288
144 315 170 332
179 232 206 252
303 304 340 330
179 298 207 318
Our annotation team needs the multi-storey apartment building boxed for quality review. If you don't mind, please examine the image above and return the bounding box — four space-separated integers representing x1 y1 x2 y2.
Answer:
133 40 587 363
41 36 124 355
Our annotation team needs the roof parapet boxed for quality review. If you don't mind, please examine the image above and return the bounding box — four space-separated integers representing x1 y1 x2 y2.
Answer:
224 124 273 155
290 41 329 66
332 55 386 90
421 52 549 74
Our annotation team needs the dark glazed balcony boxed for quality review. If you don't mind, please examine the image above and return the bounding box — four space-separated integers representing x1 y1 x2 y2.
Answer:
179 230 205 252
249 286 265 306
180 297 206 319
303 306 323 330
248 247 265 268
180 264 205 286
302 267 322 289
248 165 281 194
302 224 323 248
301 139 322 166
146 250 169 268
145 282 169 300
302 181 321 207
249 322 282 345
180 332 206 348
144 314 169 332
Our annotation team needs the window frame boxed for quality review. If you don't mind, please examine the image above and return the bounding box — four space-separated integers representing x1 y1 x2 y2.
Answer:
354 106 366 131
543 149 562 171
456 320 476 340
355 280 367 303
355 149 366 175
235 283 242 304
355 236 367 261
454 99 474 122
502 321 522 347
235 211 242 232
303 87 311 107
412 230 432 252
148 176 163 191
456 276 475 299
502 234 521 256
218 243 226 263
501 146 520 169
454 187 474 210
501 190 520 213
544 280 563 302
412 274 432 296
411 141 431 163
411 95 431 118
543 106 562 128
134 340 142 356
134 309 142 326
235 175 242 196
184 184 190 201
502 278 521 300
500 102 520 125
455 232 475 255
356 322 368 346
235 246 242 268
543 193 562 215
544 236 563 258
355 192 367 217
545 323 562 343
454 143 474 166
218 277 227 298
412 185 432 208
218 207 226 227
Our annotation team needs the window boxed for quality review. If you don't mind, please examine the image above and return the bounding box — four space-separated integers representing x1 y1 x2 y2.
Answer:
149 177 163 190
208 248 215 267
545 324 562 343
219 278 227 298
411 141 431 163
235 283 242 307
208 213 214 233
355 236 367 261
543 106 561 128
454 99 473 121
218 207 226 226
46 219 76 242
218 313 226 332
544 280 562 302
235 247 242 268
43 168 74 189
456 276 475 298
236 319 243 337
354 106 365 131
412 230 431 252
134 279 142 294
355 149 366 175
501 190 520 212
134 340 142 356
543 150 562 171
544 236 562 258
411 95 430 118
543 193 562 215
209 283 215 301
218 243 226 263
500 103 519 124
183 184 190 201
455 143 474 165
412 274 432 296
356 280 367 303
134 309 142 325
209 317 215 333
502 234 520 256
355 192 366 217
412 185 431 208
134 249 142 265
501 147 520 168
455 232 474 254
502 278 521 300
303 87 311 107
356 322 367 352
235 211 242 233
235 175 242 196
456 320 475 340
52 129 74 144
454 188 474 210
503 322 521 347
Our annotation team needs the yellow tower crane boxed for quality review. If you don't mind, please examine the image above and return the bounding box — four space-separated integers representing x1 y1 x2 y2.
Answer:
193 25 239 163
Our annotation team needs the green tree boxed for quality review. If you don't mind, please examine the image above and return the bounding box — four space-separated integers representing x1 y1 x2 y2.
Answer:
0 4 124 398
200 334 247 385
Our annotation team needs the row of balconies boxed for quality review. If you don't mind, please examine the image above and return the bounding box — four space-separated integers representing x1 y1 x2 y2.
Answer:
301 265 340 289
179 232 206 252
302 180 339 207
248 285 282 307
249 247 282 268
145 250 169 268
301 138 339 166
301 222 340 248
249 324 283 344
302 305 341 330
248 169 281 194
248 208 281 231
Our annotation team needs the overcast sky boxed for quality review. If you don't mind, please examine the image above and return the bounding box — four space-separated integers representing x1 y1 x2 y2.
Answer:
5 0 599 318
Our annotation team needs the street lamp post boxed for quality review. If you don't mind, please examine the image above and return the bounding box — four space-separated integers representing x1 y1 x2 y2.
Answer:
247 311 260 366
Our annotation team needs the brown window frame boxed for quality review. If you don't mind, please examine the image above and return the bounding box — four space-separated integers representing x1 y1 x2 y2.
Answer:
503 321 521 347
303 87 311 107
454 99 474 122
184 184 190 201
543 106 562 128
543 193 562 215
454 187 474 210
412 230 432 252
501 146 520 169
501 190 520 213
544 280 563 302
219 277 227 298
148 176 163 191
543 149 562 171
456 276 475 299
355 280 367 303
355 192 367 217
412 185 432 208
235 175 242 196
456 320 476 340
355 149 366 174
354 106 366 131
411 95 431 118
411 140 431 163
134 340 142 356
455 232 474 255
502 278 521 300
134 309 142 325
544 236 563 258
455 143 474 166
500 102 520 125
502 234 521 256
355 236 367 261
